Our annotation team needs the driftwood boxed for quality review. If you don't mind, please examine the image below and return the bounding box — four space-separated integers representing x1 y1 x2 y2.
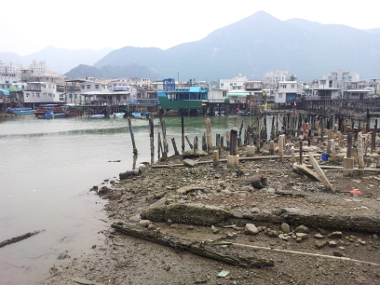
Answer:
112 223 274 268
308 153 334 191
229 242 380 267
0 230 44 248
292 163 320 181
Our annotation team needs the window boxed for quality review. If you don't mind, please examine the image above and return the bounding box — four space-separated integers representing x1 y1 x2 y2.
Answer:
291 84 295 89
81 85 85 89
87 85 91 89
221 83 224 87
95 85 99 89
279 94 283 98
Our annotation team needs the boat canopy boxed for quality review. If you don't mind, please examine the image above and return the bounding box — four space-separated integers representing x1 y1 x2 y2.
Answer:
228 92 251 97
0 89 10 95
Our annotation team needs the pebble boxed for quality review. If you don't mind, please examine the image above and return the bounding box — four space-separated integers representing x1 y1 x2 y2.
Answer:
328 231 343 239
296 233 308 240
245 223 259 235
139 220 151 227
280 223 291 234
314 233 324 239
250 207 261 214
294 225 309 233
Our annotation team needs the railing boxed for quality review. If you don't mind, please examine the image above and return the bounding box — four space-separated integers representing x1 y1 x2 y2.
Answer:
109 86 129 91
126 99 159 105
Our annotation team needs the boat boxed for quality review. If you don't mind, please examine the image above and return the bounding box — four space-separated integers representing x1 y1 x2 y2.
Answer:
37 108 67 119
89 114 105 119
109 112 125 119
237 110 251 116
6 107 35 115
157 78 209 111
34 104 82 117
131 112 152 120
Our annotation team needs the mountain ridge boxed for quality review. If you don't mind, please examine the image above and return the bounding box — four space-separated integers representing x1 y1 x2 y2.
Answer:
2 11 380 82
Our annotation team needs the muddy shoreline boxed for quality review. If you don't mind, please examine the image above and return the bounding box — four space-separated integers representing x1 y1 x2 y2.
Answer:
39 128 380 285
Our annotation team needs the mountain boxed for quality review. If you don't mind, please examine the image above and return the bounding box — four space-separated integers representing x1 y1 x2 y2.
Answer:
0 46 113 74
65 11 380 82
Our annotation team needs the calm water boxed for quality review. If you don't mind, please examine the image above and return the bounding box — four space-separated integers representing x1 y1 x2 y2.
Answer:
0 114 257 284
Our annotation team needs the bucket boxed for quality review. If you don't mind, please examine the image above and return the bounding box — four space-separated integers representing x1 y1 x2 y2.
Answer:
321 153 328 161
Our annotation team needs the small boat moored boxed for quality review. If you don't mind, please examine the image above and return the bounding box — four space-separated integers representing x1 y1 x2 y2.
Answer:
37 108 67 119
89 114 105 119
6 107 35 115
131 112 152 120
109 112 125 119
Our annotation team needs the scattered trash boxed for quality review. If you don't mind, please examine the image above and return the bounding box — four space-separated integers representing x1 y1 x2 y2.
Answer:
349 190 362 194
321 153 329 161
217 270 230 278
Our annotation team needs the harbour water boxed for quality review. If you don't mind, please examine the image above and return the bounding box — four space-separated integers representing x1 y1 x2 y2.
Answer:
0 114 259 284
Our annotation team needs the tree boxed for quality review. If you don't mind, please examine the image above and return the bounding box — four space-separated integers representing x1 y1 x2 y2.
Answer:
288 74 297 81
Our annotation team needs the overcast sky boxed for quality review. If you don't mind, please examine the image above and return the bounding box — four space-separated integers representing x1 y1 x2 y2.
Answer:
2 0 379 56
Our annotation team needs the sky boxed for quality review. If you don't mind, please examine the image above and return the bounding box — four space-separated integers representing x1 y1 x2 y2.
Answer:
2 0 380 56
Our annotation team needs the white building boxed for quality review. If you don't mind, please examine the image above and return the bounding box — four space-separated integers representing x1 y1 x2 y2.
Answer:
310 69 363 100
219 75 247 91
23 82 65 105
208 88 228 103
263 71 289 86
274 81 304 104
0 61 22 88
21 61 64 85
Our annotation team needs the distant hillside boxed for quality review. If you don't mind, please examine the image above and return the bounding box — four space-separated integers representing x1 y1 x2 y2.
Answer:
0 46 113 74
65 11 380 82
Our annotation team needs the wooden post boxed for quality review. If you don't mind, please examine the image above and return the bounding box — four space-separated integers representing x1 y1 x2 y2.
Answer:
181 116 185 153
291 146 296 164
343 132 354 177
128 117 138 155
193 136 198 151
149 117 154 158
278 134 285 161
358 132 365 175
226 130 230 150
269 140 275 155
205 118 213 153
171 138 180 155
160 118 168 156
227 129 239 169
185 135 194 149
202 133 207 151
347 132 352 158
299 140 303 165
216 134 221 155
371 121 377 153
213 150 220 169
157 132 162 160
256 137 261 154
